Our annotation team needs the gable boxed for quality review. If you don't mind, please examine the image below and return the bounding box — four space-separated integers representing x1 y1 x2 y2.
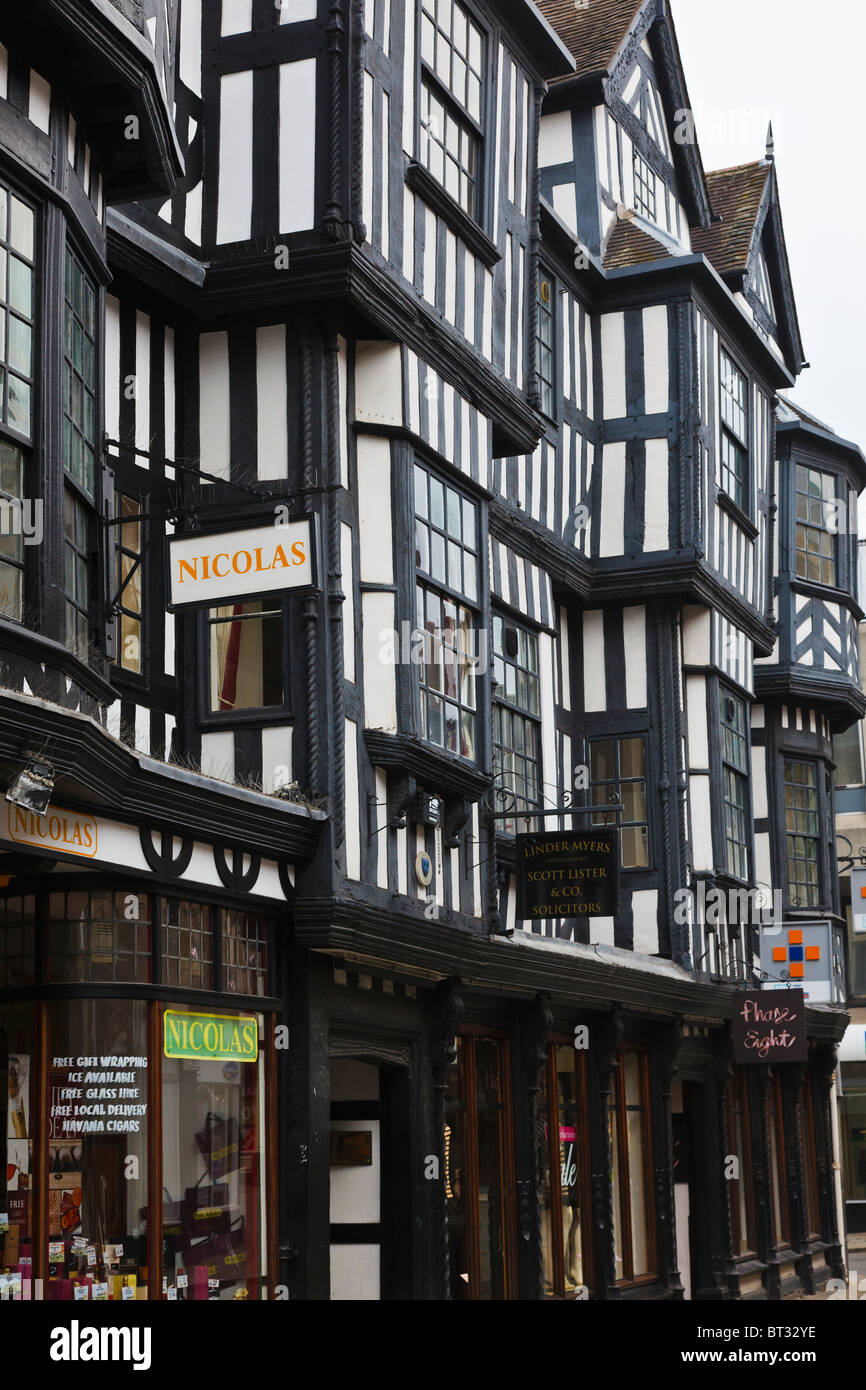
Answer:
618 48 672 163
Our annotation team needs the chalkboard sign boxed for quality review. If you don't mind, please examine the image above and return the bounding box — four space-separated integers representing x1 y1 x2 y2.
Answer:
732 989 807 1064
515 830 617 923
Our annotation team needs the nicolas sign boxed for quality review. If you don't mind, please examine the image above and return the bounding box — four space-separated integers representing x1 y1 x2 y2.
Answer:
732 989 807 1064
167 519 314 610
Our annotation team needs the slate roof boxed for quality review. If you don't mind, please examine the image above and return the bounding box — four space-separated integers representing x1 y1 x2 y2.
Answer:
689 162 771 275
602 218 672 269
536 0 646 81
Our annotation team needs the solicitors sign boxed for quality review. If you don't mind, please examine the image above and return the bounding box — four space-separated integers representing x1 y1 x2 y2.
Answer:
731 989 807 1064
515 830 617 923
167 519 315 610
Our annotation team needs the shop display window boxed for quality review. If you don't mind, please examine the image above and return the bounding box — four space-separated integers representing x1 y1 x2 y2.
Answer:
0 885 277 1300
1 1004 35 1300
46 999 148 1300
161 1006 268 1300
537 1043 591 1297
609 1044 655 1285
444 1033 516 1300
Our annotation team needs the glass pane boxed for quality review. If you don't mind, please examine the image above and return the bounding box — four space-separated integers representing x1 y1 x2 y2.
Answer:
209 604 284 712
8 259 31 317
162 1007 268 1299
7 318 30 376
474 1038 507 1300
46 999 148 1299
1 1005 36 1297
9 199 34 260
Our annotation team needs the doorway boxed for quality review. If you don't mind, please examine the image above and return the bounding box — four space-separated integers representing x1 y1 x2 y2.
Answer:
328 1058 411 1299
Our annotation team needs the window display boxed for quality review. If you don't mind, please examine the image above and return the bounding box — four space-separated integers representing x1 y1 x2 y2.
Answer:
161 1006 268 1300
0 883 277 1300
46 999 148 1300
1 1004 34 1300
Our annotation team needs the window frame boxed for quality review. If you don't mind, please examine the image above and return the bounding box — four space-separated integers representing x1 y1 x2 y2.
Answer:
62 242 98 502
766 1069 791 1250
536 266 557 421
727 1068 758 1259
412 457 481 764
416 0 488 227
444 1029 518 1300
717 683 752 883
0 180 37 446
794 463 838 589
782 756 822 911
718 344 750 516
198 597 293 729
491 610 541 835
537 1039 593 1298
610 1043 656 1286
589 733 651 871
632 148 657 222
63 484 92 656
112 491 145 676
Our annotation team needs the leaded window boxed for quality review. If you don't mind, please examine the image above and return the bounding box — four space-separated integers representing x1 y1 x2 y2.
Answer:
719 687 750 880
115 493 143 673
795 464 836 587
784 759 819 908
492 614 540 834
419 0 484 218
719 348 748 510
590 736 649 869
414 461 479 760
0 183 35 438
537 269 555 419
63 246 97 498
0 441 25 621
633 149 657 221
208 600 285 713
64 488 90 654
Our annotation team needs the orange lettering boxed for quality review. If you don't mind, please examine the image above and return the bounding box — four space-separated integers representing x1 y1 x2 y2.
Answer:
232 550 252 575
212 554 230 578
178 559 197 583
291 541 306 565
271 544 289 569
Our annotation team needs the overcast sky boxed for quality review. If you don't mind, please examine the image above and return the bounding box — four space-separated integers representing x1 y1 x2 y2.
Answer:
671 0 863 447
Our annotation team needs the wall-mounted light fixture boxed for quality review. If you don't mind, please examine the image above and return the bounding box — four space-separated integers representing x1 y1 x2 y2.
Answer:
6 758 55 816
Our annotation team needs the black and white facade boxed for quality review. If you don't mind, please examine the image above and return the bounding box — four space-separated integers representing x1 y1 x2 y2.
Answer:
0 0 861 1303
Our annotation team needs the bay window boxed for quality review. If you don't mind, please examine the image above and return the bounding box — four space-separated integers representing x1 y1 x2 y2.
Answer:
413 461 479 760
0 886 278 1301
610 1044 655 1284
419 0 485 219
784 758 820 908
795 464 836 587
590 736 649 869
492 613 540 833
719 348 748 512
719 686 750 880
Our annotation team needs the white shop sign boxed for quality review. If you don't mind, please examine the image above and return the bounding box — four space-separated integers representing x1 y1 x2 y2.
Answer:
167 520 314 610
2 802 289 901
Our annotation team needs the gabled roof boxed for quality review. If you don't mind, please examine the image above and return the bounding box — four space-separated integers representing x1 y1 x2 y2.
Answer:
603 218 672 270
536 0 645 81
690 158 805 374
690 163 771 274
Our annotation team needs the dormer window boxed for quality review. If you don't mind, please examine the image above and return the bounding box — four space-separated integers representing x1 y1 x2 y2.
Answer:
633 150 656 222
750 249 775 320
419 0 485 220
795 464 836 587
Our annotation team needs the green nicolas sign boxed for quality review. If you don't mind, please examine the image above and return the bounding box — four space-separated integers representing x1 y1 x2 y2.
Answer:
164 1011 258 1062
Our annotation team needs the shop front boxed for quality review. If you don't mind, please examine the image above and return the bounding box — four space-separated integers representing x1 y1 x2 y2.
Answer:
0 879 282 1301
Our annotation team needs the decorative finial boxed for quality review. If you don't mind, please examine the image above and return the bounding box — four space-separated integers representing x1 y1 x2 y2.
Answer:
765 121 774 162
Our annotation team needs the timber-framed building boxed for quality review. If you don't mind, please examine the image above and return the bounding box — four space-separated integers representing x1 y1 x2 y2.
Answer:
0 0 862 1302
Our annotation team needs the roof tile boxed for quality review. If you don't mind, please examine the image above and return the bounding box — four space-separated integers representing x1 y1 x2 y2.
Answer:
690 163 770 275
536 0 646 80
